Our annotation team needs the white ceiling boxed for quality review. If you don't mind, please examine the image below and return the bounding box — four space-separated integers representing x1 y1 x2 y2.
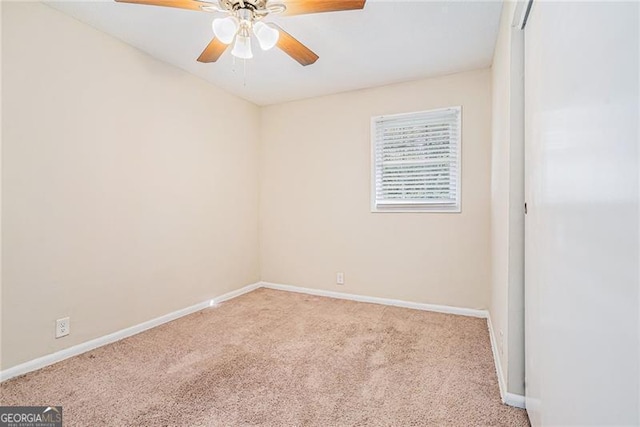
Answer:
46 0 502 105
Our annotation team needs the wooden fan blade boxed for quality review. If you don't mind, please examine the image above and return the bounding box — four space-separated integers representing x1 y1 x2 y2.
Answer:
114 0 211 12
272 24 319 66
197 38 229 63
282 0 365 16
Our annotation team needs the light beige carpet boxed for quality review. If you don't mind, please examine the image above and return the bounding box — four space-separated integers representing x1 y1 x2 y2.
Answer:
1 288 529 426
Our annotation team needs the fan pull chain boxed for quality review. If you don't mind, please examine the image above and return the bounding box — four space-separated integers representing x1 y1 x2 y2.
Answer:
243 59 247 87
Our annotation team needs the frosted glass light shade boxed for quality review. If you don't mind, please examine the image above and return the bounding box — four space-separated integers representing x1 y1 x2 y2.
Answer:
231 35 253 59
253 21 279 51
212 17 238 44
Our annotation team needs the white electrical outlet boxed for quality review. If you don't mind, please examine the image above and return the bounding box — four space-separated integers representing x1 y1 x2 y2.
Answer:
336 272 344 285
56 317 70 338
499 330 504 355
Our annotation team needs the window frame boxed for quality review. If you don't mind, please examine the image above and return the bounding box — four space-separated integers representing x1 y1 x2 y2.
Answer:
370 106 462 213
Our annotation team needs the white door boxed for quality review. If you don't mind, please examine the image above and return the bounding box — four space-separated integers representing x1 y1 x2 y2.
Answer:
524 2 639 426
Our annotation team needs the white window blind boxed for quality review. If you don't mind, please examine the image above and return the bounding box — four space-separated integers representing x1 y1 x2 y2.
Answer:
371 107 461 212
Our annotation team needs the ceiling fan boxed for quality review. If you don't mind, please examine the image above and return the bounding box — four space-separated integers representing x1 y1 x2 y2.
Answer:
114 0 367 66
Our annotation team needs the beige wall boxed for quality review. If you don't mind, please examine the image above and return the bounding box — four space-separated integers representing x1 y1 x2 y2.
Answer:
260 69 492 309
490 0 525 396
2 3 496 372
1 3 260 369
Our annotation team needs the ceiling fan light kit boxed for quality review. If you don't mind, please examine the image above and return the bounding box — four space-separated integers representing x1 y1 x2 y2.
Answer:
231 34 253 59
253 21 279 50
114 0 367 65
212 7 281 60
211 16 238 44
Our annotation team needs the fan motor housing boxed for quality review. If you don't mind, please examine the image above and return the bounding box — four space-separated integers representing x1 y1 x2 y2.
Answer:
220 0 268 12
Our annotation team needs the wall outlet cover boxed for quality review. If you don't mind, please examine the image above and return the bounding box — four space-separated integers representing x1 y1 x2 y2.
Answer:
56 317 70 338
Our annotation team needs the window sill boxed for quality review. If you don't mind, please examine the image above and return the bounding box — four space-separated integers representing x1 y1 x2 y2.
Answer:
371 205 461 214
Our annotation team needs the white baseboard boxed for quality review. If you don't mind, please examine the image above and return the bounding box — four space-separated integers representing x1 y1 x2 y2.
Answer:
260 281 488 318
487 315 526 409
505 391 527 409
1 281 502 388
0 282 261 382
487 315 507 398
213 282 261 305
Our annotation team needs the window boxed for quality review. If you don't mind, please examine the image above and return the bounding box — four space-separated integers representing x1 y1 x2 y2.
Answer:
371 106 461 213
